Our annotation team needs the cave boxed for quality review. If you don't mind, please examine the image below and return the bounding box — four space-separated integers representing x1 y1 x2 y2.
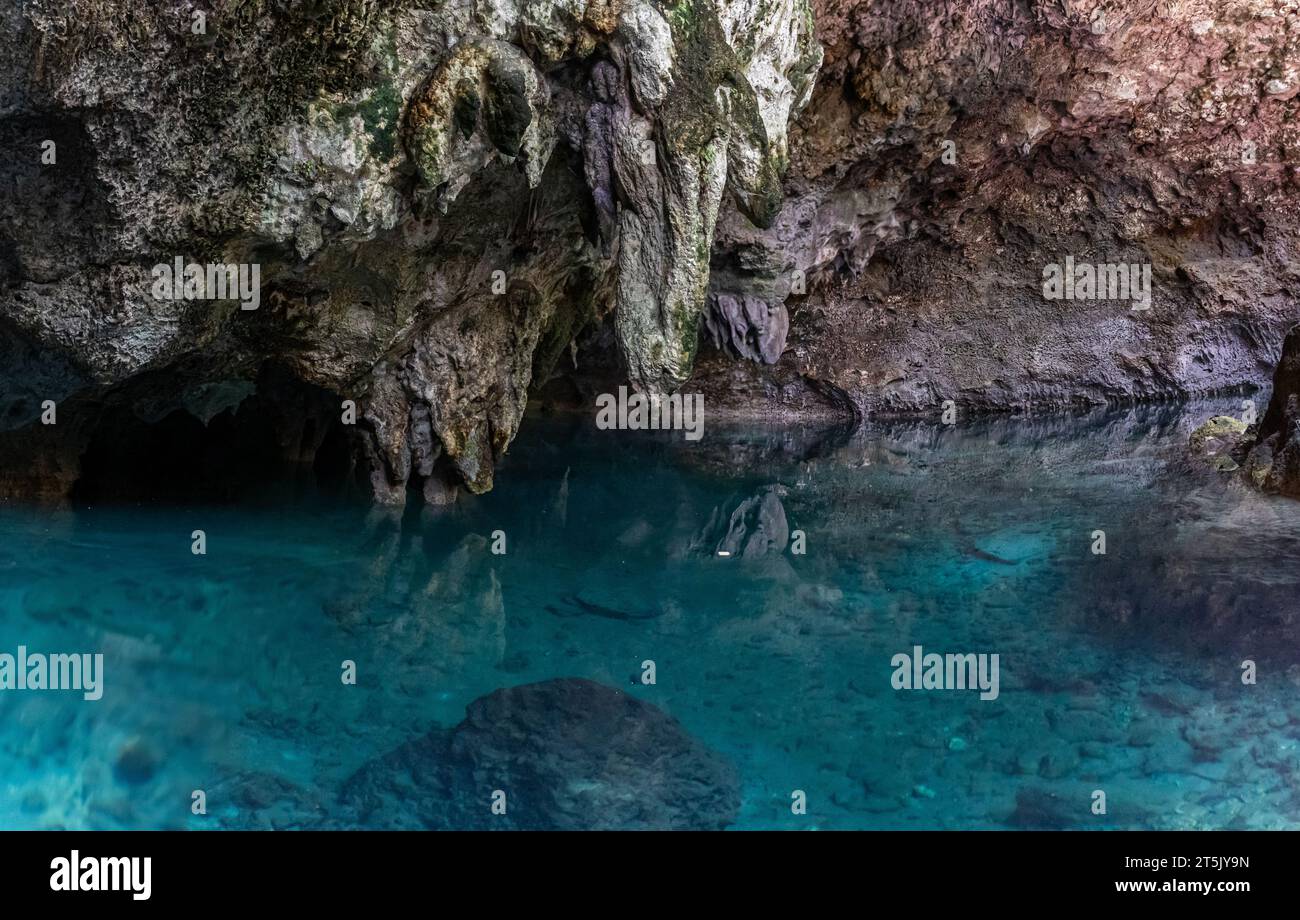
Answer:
61 363 369 505
0 0 1298 865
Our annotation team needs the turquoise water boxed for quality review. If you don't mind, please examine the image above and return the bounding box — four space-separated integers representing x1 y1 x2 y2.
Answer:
3 398 1300 830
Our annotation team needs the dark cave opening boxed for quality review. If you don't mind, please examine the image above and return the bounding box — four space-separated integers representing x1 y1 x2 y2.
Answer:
68 364 369 505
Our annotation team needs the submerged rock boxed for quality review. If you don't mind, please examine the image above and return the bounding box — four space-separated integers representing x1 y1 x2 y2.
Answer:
1006 787 1077 830
692 485 791 558
449 678 740 829
112 738 159 787
336 678 740 830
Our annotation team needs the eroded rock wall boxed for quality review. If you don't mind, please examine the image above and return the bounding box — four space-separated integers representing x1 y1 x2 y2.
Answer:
1241 322 1300 494
697 0 1300 418
0 0 819 502
2 0 1298 502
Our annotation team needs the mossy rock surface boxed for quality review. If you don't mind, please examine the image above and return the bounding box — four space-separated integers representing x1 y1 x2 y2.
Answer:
1189 415 1248 462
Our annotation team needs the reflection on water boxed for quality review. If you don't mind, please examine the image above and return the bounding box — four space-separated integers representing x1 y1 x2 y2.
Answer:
2 397 1299 829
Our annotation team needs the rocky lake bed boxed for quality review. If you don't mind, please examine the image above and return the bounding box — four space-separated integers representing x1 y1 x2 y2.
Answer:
2 397 1298 830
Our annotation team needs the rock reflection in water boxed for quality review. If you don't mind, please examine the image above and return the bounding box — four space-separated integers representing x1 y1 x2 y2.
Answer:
1 397 1299 829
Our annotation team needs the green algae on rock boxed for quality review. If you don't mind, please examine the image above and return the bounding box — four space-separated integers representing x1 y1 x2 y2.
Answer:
1189 415 1249 472
0 0 820 505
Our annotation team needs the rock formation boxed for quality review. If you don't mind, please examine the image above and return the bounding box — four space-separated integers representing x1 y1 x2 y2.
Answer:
694 0 1300 418
334 677 740 829
1 0 818 503
691 483 791 556
1242 324 1300 496
1188 414 1249 472
3 1 1299 503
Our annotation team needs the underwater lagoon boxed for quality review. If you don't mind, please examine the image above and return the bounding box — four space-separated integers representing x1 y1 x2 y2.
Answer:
2 397 1299 830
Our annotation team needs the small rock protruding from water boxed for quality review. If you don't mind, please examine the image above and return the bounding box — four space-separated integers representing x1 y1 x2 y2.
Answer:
1241 326 1300 496
1188 415 1248 472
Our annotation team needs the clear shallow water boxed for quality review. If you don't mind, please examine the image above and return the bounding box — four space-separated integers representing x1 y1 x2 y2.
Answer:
3 397 1300 830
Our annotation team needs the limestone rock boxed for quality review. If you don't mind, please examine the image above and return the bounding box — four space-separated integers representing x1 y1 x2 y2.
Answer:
0 0 820 503
696 0 1300 419
1188 415 1248 471
693 485 791 557
1244 325 1300 497
4 0 1300 503
336 677 740 830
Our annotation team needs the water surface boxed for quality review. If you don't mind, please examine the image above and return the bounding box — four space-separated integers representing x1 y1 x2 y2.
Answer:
2 398 1299 829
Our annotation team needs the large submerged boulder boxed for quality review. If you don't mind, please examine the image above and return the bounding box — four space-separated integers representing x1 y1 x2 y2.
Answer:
336 677 740 830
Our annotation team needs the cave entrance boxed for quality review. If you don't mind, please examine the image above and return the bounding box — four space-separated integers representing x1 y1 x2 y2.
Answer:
70 363 368 505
